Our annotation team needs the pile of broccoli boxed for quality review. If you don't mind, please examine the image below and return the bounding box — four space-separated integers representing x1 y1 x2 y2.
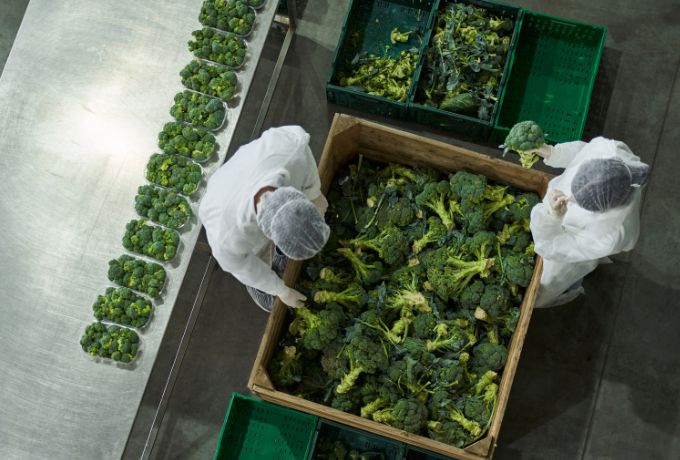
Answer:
92 287 153 328
199 0 256 36
314 437 386 460
80 322 141 363
180 60 239 103
339 50 418 103
107 254 166 298
135 184 193 230
188 27 247 68
500 120 546 169
158 121 216 162
146 153 203 196
122 220 180 262
268 158 540 448
170 90 226 131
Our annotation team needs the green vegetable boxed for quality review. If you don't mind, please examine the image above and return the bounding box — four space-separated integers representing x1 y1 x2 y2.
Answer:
199 0 256 36
418 3 514 120
339 50 418 102
180 60 238 103
390 27 415 44
134 184 192 230
145 153 203 196
188 27 247 68
122 219 180 261
500 120 546 168
108 255 166 297
92 287 153 328
170 90 226 130
80 322 140 363
158 121 216 162
268 158 541 449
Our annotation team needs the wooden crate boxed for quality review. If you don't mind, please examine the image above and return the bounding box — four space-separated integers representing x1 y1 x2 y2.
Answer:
249 114 549 460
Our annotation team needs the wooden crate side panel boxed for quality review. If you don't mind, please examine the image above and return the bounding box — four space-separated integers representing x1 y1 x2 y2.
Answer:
251 385 487 460
356 120 550 195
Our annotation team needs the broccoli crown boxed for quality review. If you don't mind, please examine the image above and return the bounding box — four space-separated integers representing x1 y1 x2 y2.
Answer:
146 152 203 196
412 216 447 254
477 283 510 320
290 304 345 351
269 345 303 387
450 170 487 203
134 184 192 229
337 247 383 285
349 225 408 266
503 254 534 287
471 342 508 373
415 180 460 229
372 398 429 433
335 335 388 394
503 120 545 152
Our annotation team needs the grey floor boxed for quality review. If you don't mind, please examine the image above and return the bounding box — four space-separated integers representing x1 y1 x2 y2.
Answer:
3 1 680 459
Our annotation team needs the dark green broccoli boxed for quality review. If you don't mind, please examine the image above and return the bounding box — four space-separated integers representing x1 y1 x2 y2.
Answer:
134 184 193 229
471 341 508 373
425 320 477 353
348 225 408 266
398 337 436 366
269 345 303 387
80 322 140 363
146 153 203 196
337 247 383 285
358 309 409 345
372 398 428 433
335 336 388 394
503 254 534 288
374 196 418 230
188 27 247 68
427 419 471 447
500 120 545 169
415 181 460 229
199 0 256 35
92 287 152 328
459 279 485 310
449 170 487 203
412 312 437 340
158 121 216 162
412 216 447 254
289 304 345 351
170 90 226 130
122 220 180 261
386 356 429 394
426 254 494 301
313 283 367 310
508 192 541 221
318 267 352 286
180 60 238 103
108 255 166 297
432 358 465 390
475 283 510 322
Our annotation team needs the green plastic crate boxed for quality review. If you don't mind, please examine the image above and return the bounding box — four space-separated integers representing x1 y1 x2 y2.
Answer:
491 11 606 144
308 420 406 459
404 446 455 459
326 0 437 120
409 0 523 138
214 393 318 460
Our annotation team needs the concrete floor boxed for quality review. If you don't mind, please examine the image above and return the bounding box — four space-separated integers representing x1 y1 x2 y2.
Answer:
4 0 680 459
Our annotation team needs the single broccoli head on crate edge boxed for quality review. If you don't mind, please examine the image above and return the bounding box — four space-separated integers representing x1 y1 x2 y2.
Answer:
500 120 546 169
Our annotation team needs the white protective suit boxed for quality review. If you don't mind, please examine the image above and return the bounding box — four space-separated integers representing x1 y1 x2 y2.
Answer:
530 137 645 308
198 126 323 297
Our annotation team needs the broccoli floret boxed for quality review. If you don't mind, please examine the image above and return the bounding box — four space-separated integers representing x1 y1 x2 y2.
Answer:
269 345 303 387
449 170 487 203
412 312 437 340
375 196 418 230
335 336 388 394
372 398 428 433
427 419 471 447
431 358 465 389
289 305 344 351
425 320 477 353
386 356 429 394
474 283 510 322
318 267 351 286
503 254 534 288
313 283 367 310
384 274 431 317
358 309 409 345
398 337 436 366
459 279 485 310
412 216 447 254
500 120 546 169
415 181 460 229
348 225 408 265
471 341 508 373
426 255 494 301
337 247 383 285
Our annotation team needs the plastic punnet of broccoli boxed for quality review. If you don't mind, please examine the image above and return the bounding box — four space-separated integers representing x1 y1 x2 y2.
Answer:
122 219 180 261
80 322 140 363
188 27 247 68
170 90 226 131
92 287 153 328
134 184 193 229
158 121 217 162
146 153 203 196
179 60 238 102
107 255 166 297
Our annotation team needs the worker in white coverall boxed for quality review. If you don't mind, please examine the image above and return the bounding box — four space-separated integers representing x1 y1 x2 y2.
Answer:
527 137 650 307
198 126 330 312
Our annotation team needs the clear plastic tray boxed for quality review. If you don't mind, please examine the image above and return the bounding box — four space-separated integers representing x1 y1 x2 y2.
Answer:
183 89 229 133
147 155 205 198
79 321 143 369
158 119 218 164
182 59 240 106
92 286 155 331
205 6 257 39
110 253 168 300
194 29 249 70
123 221 182 264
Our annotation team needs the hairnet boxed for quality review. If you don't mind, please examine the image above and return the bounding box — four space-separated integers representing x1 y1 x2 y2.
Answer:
571 158 649 212
256 186 330 260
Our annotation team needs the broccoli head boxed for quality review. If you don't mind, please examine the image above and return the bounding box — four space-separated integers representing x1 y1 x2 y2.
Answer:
471 341 508 373
348 225 409 266
335 336 388 394
313 283 367 310
289 304 345 351
500 120 546 169
337 247 383 285
269 345 303 387
372 398 428 433
415 181 460 229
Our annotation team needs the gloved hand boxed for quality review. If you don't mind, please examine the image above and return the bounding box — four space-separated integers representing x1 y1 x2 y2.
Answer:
531 143 554 159
278 287 307 308
548 189 569 217
311 194 329 215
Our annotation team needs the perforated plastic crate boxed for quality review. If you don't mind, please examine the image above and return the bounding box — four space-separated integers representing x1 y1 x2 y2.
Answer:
214 393 317 460
326 0 436 120
409 0 523 138
309 420 406 459
491 11 606 144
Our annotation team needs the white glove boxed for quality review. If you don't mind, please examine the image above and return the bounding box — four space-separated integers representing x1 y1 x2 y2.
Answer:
311 194 329 215
278 287 307 308
531 144 554 159
548 189 569 217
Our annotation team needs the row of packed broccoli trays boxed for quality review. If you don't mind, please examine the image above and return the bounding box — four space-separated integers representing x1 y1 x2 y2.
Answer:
80 0 268 364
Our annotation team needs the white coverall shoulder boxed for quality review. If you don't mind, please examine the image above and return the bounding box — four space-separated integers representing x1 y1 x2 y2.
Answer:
198 126 323 297
530 137 646 307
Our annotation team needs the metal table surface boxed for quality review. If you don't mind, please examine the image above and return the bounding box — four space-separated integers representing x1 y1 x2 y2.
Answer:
0 0 278 458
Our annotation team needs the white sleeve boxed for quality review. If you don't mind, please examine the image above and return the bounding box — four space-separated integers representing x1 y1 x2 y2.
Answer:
530 204 623 263
544 141 588 169
214 248 288 296
301 145 322 200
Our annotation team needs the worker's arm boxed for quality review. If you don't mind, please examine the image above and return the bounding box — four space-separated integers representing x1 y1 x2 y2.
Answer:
530 203 623 263
542 140 589 169
213 245 288 297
